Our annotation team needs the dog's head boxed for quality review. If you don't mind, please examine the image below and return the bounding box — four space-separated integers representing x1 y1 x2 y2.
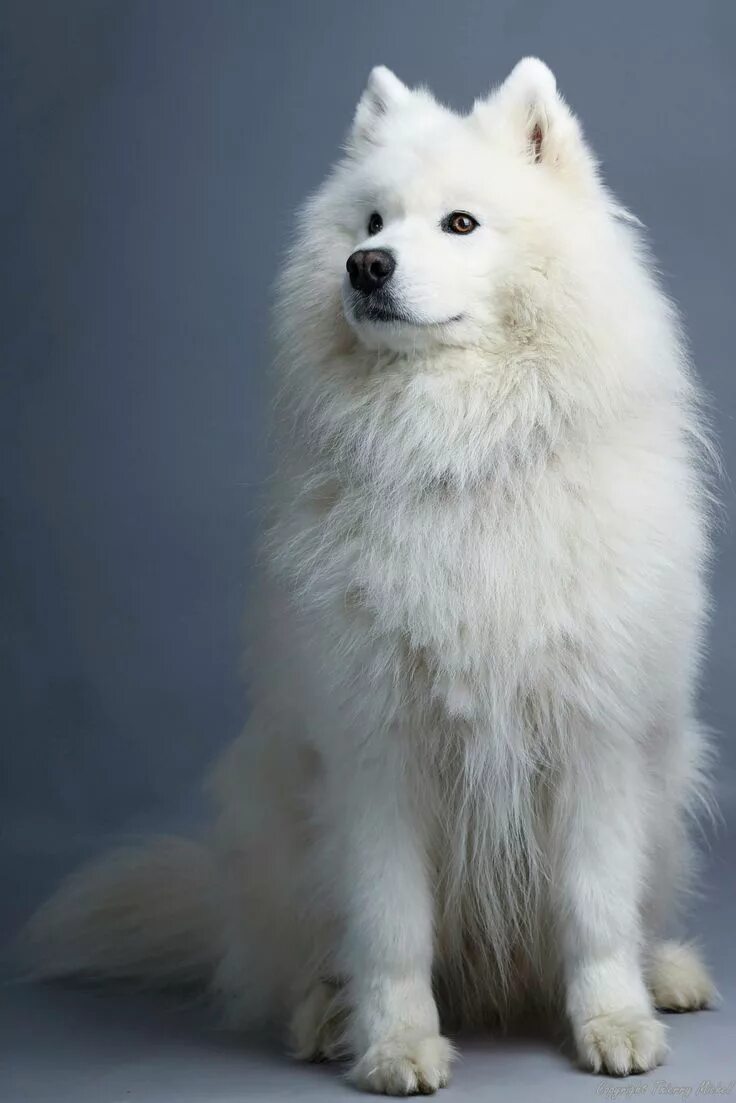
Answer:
289 59 612 357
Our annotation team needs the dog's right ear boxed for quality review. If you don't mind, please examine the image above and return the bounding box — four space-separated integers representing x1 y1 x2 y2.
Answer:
348 66 411 150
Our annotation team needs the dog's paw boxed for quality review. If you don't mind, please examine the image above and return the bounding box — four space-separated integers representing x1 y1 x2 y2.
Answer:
576 1007 668 1076
290 980 347 1061
648 941 718 1013
348 1032 455 1095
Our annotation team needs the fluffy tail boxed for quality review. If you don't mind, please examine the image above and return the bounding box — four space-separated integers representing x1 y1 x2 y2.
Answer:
20 836 220 989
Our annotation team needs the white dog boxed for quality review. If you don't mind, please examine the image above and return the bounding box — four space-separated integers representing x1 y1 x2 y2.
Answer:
26 59 718 1094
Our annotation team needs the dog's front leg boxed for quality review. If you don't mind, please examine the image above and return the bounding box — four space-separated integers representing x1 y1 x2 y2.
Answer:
551 727 668 1076
329 739 454 1095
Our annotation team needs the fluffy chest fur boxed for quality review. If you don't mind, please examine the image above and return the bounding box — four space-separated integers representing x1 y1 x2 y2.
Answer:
274 409 685 740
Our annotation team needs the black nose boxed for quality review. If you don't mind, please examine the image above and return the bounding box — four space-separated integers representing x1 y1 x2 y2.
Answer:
346 248 396 294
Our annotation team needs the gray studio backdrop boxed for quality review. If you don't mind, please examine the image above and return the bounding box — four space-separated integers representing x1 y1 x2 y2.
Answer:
2 0 735 945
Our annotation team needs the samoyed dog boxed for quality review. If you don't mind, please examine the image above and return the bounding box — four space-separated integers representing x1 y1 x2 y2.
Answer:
25 59 718 1094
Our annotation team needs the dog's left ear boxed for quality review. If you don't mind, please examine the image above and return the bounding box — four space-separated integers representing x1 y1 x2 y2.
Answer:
475 57 595 181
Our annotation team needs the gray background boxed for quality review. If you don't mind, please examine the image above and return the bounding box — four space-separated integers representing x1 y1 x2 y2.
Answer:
2 1 734 1100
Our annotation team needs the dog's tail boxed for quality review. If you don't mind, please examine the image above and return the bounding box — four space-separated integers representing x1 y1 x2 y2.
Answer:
20 836 220 989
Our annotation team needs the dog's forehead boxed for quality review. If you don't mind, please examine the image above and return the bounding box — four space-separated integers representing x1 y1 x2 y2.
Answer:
357 116 500 206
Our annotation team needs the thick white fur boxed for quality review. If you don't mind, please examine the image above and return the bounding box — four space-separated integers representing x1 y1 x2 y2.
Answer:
24 59 718 1094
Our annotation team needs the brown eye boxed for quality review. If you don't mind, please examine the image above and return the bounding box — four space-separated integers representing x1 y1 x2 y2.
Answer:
444 211 479 235
367 211 383 236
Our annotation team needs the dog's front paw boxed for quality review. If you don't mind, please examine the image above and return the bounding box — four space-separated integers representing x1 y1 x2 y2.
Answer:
576 1007 668 1075
348 1032 455 1095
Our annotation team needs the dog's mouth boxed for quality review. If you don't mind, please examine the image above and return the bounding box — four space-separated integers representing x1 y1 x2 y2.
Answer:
363 305 413 324
349 296 463 329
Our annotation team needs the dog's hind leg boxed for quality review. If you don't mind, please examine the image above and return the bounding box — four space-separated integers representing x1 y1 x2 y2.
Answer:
647 941 717 1012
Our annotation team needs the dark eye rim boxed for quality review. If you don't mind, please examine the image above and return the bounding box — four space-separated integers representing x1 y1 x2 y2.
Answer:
442 211 480 235
367 211 383 236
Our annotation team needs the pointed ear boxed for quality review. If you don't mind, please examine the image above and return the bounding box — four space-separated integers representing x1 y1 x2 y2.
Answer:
349 66 411 149
497 58 558 164
477 57 594 179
